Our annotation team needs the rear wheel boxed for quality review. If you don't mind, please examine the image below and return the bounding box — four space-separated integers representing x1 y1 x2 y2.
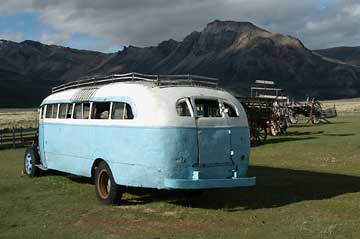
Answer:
23 147 41 177
95 161 123 204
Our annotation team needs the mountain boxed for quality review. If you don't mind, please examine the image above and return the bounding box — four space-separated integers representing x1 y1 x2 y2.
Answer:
0 40 108 81
0 69 56 107
0 39 109 107
92 20 360 99
315 46 360 67
1 21 360 107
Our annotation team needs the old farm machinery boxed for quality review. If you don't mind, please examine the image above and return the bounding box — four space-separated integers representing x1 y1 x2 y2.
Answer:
237 80 337 146
288 98 337 124
238 80 290 146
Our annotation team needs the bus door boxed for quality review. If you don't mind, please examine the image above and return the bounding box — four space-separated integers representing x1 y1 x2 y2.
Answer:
192 98 232 167
38 106 47 167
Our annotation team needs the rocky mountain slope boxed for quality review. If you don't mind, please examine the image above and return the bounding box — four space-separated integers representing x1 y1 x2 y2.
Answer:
0 40 108 107
315 46 360 67
93 20 360 99
1 20 360 107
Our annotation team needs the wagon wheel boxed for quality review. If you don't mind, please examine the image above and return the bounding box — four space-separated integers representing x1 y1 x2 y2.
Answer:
311 115 321 124
310 100 322 124
289 114 298 124
269 121 278 136
250 123 267 146
95 161 123 204
278 119 288 134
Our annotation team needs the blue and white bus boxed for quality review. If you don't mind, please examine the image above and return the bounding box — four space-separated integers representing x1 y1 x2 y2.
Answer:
24 73 256 204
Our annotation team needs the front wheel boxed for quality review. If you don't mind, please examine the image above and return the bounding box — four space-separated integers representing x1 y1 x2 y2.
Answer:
23 147 41 177
95 161 123 204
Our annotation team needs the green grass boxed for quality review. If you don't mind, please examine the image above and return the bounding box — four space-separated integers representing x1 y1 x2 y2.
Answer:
1 114 360 239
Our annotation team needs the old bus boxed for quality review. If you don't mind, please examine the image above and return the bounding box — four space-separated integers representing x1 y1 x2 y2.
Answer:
24 73 256 204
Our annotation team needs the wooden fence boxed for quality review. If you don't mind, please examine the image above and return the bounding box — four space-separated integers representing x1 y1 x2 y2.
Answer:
0 127 37 149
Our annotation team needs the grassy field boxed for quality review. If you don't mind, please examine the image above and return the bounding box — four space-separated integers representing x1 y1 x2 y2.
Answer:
0 114 360 239
0 108 37 129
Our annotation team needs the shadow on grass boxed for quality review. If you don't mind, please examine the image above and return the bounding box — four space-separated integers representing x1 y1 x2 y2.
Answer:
43 166 360 211
290 121 350 128
119 166 360 210
322 133 355 137
284 131 324 136
264 136 318 145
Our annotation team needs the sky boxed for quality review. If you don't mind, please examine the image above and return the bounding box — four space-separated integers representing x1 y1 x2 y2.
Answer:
0 0 359 52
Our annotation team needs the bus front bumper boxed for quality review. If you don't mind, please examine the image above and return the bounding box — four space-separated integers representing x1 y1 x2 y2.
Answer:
164 176 256 189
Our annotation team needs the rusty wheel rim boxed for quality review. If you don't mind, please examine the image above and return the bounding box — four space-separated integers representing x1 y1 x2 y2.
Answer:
98 169 111 199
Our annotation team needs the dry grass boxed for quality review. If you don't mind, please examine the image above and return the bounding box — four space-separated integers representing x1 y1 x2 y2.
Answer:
0 108 38 129
322 98 360 113
0 98 359 130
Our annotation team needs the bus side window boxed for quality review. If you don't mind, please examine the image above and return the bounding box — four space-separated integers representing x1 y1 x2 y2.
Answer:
73 103 82 119
45 104 53 119
111 102 134 120
223 103 238 117
83 103 90 119
59 104 67 119
51 104 58 119
39 106 43 119
66 104 73 119
92 102 110 119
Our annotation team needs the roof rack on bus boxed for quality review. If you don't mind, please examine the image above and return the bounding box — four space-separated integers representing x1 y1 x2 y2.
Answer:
51 72 219 93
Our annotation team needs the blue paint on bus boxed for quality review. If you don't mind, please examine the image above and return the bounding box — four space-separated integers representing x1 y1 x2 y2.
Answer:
40 122 252 189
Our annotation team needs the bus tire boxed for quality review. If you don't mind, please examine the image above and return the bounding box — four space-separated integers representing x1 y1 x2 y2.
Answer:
23 147 41 177
95 161 123 204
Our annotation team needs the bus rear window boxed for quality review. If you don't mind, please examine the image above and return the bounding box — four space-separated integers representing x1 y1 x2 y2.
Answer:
176 99 191 117
223 103 238 117
195 99 221 118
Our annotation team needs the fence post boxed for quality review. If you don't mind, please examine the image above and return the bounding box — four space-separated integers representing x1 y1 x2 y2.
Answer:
20 127 23 143
12 127 15 148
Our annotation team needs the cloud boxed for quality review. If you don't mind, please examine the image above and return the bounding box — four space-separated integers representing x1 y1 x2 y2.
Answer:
1 0 360 50
343 3 360 17
39 32 70 45
0 32 24 42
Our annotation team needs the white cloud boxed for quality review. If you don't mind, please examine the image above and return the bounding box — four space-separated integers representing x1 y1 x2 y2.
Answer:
40 32 70 45
0 0 36 13
343 3 360 17
1 0 360 49
0 32 24 42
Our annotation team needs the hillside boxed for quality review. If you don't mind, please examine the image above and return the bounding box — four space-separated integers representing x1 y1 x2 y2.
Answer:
1 21 360 107
92 20 360 99
0 40 108 82
315 46 360 67
0 69 57 107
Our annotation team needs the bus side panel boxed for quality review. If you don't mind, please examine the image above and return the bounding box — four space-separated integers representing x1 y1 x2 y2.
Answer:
44 123 92 177
229 126 250 177
38 121 47 167
92 126 198 188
